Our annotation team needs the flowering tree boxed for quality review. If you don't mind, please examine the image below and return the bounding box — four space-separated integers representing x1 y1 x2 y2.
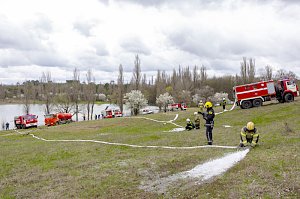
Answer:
97 93 106 101
178 90 191 105
192 94 202 104
124 90 148 116
196 86 214 100
212 92 229 104
156 92 174 112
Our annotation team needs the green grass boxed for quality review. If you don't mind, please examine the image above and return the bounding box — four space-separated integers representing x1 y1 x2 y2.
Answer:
0 99 299 198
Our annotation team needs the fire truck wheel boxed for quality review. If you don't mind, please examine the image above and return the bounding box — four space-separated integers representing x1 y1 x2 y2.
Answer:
284 93 294 103
22 124 26 129
253 99 263 107
241 100 252 109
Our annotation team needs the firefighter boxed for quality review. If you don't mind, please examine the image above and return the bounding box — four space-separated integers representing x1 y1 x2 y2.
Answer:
198 100 204 112
185 118 195 131
194 112 201 129
199 101 215 145
220 97 227 111
239 122 259 147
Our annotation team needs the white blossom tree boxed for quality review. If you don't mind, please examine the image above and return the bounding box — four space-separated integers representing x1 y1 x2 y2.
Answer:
156 92 174 112
192 94 203 104
124 90 148 116
196 85 214 100
97 93 106 101
212 92 229 104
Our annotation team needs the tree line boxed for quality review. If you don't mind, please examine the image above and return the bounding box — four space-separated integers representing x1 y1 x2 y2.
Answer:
0 56 298 118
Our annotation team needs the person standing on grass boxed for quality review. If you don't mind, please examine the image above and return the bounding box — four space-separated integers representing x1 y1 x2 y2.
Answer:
239 122 259 147
5 122 9 130
199 101 215 145
198 100 204 112
194 112 201 129
220 97 227 111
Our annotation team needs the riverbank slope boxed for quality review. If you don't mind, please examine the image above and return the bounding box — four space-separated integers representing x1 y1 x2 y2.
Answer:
0 99 299 198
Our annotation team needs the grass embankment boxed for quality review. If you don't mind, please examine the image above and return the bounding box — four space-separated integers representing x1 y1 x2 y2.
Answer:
0 100 299 198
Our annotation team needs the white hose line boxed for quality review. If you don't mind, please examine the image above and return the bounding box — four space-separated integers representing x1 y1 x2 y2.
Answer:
0 132 17 136
14 129 237 149
132 114 178 123
126 114 184 128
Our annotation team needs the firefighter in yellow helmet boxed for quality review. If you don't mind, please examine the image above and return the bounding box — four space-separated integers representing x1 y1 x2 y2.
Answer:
194 112 201 129
185 118 195 131
220 97 227 111
198 100 204 112
199 101 215 145
239 122 259 147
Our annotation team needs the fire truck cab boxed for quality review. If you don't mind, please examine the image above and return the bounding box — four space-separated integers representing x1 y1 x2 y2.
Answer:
14 114 38 129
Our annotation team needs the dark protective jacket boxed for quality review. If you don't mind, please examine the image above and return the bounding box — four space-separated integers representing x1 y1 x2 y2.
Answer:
203 107 215 125
186 121 195 130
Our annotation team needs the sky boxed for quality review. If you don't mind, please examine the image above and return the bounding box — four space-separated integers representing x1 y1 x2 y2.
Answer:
0 0 299 84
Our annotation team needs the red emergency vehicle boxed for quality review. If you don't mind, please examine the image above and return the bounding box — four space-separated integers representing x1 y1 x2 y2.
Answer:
168 103 187 111
101 108 122 118
14 114 38 129
44 113 73 126
233 79 299 109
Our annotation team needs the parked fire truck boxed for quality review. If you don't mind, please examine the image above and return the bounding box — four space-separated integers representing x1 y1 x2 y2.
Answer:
44 113 73 126
14 114 38 129
233 79 299 109
101 109 122 118
168 103 187 111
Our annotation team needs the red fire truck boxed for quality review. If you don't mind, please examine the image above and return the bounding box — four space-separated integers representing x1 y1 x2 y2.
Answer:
101 108 123 118
168 103 187 111
44 113 73 126
14 114 38 129
233 79 299 109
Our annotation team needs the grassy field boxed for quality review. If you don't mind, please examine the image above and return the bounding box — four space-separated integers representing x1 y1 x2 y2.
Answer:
0 99 299 198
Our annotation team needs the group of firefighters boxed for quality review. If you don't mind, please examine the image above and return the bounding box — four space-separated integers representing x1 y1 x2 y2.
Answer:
185 98 259 147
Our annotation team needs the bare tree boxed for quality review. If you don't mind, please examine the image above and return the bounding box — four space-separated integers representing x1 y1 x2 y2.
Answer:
192 65 199 94
0 84 5 100
117 64 124 113
53 93 74 113
248 58 256 83
22 81 33 114
200 65 207 86
261 65 273 80
240 57 256 84
240 57 248 84
133 54 141 90
84 69 97 120
70 68 81 121
40 71 54 114
275 69 297 80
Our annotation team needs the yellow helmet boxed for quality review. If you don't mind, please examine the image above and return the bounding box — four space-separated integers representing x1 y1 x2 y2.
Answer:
246 122 255 131
204 101 213 108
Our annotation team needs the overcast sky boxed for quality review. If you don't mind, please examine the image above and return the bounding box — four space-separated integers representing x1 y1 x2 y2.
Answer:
0 0 299 84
